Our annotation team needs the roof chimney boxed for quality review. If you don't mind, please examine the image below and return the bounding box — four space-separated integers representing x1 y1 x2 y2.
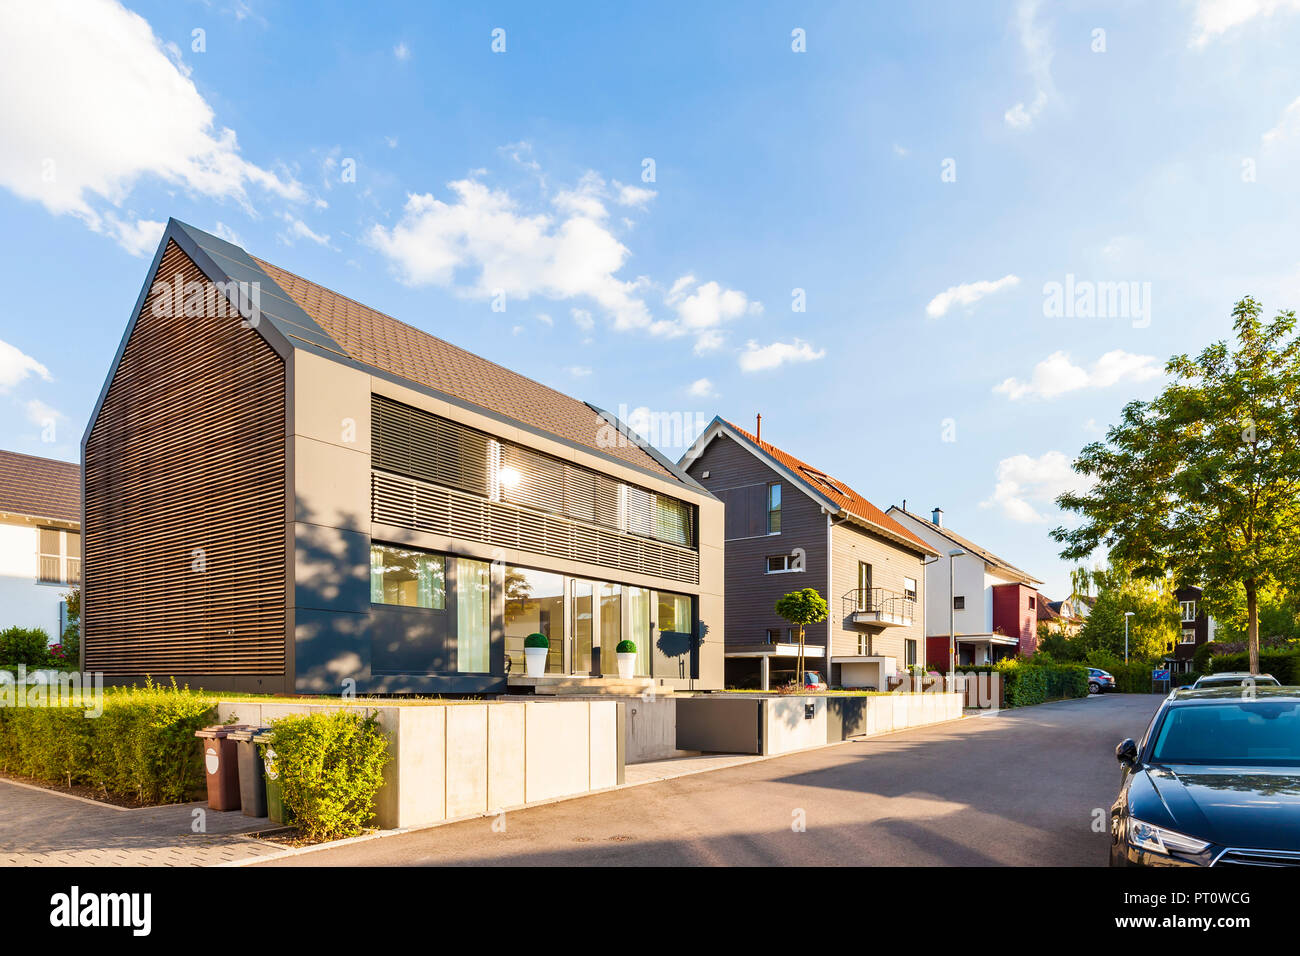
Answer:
756 413 762 444
931 507 943 527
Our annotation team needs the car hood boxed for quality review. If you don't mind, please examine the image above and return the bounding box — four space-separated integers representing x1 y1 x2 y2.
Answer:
1138 766 1300 850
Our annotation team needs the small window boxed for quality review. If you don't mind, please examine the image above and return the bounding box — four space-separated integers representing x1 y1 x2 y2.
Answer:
370 545 446 609
38 528 78 585
1028 596 1036 610
766 554 800 573
1180 629 1196 645
767 483 782 534
765 628 782 644
1180 600 1197 622
953 595 965 610
903 576 917 601
905 639 918 667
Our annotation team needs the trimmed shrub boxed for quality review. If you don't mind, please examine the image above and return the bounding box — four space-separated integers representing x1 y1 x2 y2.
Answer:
523 632 549 649
0 679 215 803
268 710 389 842
616 639 636 654
1208 649 1300 684
981 660 1089 707
0 627 51 667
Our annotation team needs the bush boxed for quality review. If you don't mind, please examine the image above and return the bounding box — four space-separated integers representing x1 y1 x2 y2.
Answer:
61 588 80 664
268 710 389 842
523 633 549 649
990 660 1089 707
616 640 636 654
1208 649 1300 684
0 679 215 803
0 627 52 667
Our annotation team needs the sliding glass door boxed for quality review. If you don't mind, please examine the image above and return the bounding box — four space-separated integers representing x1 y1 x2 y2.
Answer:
504 566 565 673
572 579 594 674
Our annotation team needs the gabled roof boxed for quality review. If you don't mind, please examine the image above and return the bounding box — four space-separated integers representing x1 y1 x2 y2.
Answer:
90 219 696 489
0 450 80 524
887 504 1042 586
679 418 938 556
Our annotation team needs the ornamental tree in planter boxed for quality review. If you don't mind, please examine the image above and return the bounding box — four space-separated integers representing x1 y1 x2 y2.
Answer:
615 639 637 679
775 588 829 689
523 632 549 678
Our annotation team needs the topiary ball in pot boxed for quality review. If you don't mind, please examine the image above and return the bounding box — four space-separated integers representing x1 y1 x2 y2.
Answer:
523 632 549 677
614 639 637 679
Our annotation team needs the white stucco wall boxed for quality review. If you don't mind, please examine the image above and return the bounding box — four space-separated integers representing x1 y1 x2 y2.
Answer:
0 521 67 640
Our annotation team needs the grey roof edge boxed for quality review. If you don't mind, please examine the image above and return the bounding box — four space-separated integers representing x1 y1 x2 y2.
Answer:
886 505 1043 586
583 402 712 495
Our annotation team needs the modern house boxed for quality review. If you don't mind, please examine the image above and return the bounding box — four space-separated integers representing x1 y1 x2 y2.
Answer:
886 505 1044 666
0 450 81 641
679 419 937 690
1169 584 1216 674
82 219 723 695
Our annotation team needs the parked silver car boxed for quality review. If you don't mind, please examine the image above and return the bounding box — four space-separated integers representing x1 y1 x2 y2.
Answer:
1191 671 1281 690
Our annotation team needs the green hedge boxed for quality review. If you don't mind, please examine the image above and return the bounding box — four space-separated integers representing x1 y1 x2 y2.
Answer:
0 628 52 667
984 660 1089 707
0 680 215 804
266 710 389 842
1208 650 1300 684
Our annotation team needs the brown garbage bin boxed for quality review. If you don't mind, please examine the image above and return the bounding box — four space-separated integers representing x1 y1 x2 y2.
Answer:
195 724 249 811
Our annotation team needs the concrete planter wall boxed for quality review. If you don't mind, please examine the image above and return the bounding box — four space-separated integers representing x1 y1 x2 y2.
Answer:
217 698 622 829
677 692 964 757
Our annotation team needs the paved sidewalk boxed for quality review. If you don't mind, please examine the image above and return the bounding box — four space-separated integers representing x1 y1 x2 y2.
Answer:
0 778 285 866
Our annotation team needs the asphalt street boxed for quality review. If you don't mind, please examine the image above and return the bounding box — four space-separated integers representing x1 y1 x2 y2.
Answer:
260 692 1163 867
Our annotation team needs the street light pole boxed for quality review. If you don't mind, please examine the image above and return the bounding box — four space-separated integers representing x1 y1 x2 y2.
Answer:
1124 611 1135 664
948 549 966 690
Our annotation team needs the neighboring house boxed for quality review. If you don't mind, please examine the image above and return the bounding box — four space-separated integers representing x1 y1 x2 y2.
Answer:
886 505 1044 666
82 219 723 695
680 419 937 690
1170 584 1216 674
1039 595 1083 637
0 449 81 642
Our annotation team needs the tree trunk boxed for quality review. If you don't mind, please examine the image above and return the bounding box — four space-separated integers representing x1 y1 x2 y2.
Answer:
796 624 805 689
1246 577 1259 675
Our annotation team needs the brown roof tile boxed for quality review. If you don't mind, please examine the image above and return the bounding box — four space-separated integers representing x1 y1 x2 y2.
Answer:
253 257 676 481
721 421 937 555
0 450 80 524
888 505 1042 585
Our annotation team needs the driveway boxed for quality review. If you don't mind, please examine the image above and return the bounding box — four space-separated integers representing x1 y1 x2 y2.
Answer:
260 692 1162 867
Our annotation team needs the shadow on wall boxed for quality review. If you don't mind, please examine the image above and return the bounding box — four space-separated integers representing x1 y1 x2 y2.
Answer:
292 502 371 695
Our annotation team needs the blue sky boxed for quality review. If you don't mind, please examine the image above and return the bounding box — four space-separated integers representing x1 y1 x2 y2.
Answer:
3 0 1300 599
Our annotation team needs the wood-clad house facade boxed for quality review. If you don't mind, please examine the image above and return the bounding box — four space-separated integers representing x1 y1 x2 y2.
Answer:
679 419 936 690
83 220 723 695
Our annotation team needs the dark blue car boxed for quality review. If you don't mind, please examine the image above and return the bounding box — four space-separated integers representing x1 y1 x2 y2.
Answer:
1110 687 1300 866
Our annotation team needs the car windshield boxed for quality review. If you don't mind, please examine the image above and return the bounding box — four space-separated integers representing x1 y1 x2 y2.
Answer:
1151 700 1300 766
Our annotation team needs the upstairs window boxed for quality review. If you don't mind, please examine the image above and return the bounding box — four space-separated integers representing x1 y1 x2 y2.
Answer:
766 554 799 573
38 528 79 585
1028 596 1036 610
1181 600 1197 622
953 595 965 610
903 576 918 601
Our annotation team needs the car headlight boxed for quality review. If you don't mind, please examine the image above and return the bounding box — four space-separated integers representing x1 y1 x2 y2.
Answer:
1127 817 1210 856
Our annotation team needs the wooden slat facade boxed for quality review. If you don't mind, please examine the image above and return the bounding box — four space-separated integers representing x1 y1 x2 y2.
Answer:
84 241 287 676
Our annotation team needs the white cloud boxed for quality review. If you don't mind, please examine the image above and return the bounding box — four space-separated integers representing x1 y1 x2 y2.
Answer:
369 180 653 330
214 221 242 245
1262 95 1300 149
279 214 331 247
571 308 594 332
925 274 1020 317
24 398 65 427
0 0 306 255
994 349 1162 400
892 143 910 157
566 365 592 377
613 181 656 208
393 41 411 61
981 451 1091 523
1191 0 1300 47
666 275 761 352
0 339 52 391
687 377 716 398
738 339 825 372
536 312 553 326
1003 0 1054 129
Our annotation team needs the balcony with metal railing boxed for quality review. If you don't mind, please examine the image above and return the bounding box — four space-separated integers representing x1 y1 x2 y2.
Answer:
842 587 917 628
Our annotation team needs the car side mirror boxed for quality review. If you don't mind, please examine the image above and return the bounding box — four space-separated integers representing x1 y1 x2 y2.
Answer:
1115 738 1138 768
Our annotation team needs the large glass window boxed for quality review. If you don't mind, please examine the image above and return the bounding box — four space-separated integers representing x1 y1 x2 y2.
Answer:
504 566 565 673
573 580 594 674
657 591 692 634
370 545 446 608
599 582 621 675
628 586 652 676
456 558 491 673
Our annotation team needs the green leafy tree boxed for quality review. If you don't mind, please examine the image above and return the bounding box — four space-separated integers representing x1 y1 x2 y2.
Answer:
1054 298 1300 674
774 588 829 685
1075 565 1179 661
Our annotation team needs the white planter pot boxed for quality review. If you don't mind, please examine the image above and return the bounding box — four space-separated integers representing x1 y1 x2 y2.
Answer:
524 646 548 678
616 652 636 679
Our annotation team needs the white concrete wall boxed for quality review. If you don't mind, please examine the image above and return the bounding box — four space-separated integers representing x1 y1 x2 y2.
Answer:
216 698 621 829
0 522 66 639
